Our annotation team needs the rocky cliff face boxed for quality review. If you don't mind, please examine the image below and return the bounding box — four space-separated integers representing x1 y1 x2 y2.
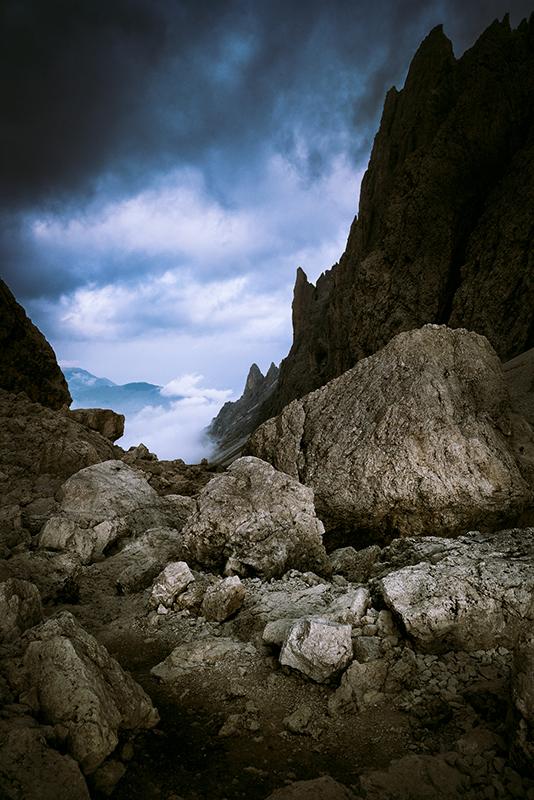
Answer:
0 279 71 410
210 16 534 454
207 362 279 463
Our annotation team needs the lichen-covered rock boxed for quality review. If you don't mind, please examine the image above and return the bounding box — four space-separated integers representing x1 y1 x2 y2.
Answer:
149 561 194 608
201 576 246 621
21 611 159 773
39 461 177 563
181 456 329 578
265 775 356 799
0 579 42 642
279 618 352 683
377 528 534 652
0 722 90 800
68 408 125 442
249 326 534 540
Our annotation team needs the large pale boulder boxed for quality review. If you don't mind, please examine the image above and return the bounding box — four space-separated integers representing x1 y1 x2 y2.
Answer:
376 528 534 652
360 754 468 799
39 461 177 563
21 612 158 773
180 456 329 578
279 618 353 683
248 326 534 540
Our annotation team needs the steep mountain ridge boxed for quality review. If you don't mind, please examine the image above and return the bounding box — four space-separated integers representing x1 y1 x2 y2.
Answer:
210 15 534 454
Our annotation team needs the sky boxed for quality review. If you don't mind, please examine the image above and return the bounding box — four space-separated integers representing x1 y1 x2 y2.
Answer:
2 0 532 459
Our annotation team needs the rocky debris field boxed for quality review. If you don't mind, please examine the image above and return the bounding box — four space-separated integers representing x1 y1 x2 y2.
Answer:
0 436 533 799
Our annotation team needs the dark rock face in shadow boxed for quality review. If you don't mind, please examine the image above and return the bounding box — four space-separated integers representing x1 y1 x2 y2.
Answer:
211 17 534 457
0 279 71 410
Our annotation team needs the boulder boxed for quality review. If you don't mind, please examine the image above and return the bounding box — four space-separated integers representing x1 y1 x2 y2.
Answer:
149 561 195 608
201 576 246 621
0 723 90 800
329 659 389 713
21 611 158 773
180 456 329 578
68 408 125 442
0 579 42 642
151 638 257 682
329 545 381 583
360 754 468 799
0 389 116 498
376 528 534 652
39 461 177 563
248 326 534 540
265 776 356 799
279 618 353 683
114 527 184 594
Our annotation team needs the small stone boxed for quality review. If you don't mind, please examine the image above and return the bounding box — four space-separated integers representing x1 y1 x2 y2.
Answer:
280 617 353 683
353 636 382 662
283 704 313 734
201 576 246 622
150 562 194 608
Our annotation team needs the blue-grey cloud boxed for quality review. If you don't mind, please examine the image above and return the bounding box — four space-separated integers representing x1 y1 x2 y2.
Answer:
1 0 532 395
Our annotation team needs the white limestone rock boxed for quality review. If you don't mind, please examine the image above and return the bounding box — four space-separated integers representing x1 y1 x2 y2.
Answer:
280 617 353 683
181 456 329 578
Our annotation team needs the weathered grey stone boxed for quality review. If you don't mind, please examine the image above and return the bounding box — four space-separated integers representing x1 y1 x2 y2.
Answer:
377 528 534 652
329 545 381 583
280 618 353 683
21 611 158 773
360 754 468 799
39 461 174 564
329 659 389 713
0 579 42 642
68 408 125 442
91 759 126 796
248 326 534 540
151 638 257 682
201 576 246 622
181 456 329 578
0 723 90 800
352 637 382 662
96 527 183 594
327 587 369 624
149 561 194 608
265 776 356 799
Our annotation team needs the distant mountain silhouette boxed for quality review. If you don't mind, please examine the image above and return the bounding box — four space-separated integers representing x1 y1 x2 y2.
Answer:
63 368 179 415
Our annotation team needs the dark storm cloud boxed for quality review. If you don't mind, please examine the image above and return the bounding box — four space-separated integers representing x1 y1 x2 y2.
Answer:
1 0 533 300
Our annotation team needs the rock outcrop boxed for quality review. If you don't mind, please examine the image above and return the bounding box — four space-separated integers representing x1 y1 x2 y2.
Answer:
375 528 534 652
39 460 181 564
207 362 279 464
0 279 71 410
68 408 125 442
248 326 534 541
20 612 158 774
210 17 534 456
505 346 534 429
181 456 329 578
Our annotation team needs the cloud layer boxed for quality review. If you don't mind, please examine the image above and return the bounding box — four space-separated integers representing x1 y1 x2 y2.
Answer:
2 0 532 459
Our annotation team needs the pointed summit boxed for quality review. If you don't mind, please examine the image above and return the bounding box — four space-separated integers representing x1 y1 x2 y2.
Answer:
244 363 264 397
